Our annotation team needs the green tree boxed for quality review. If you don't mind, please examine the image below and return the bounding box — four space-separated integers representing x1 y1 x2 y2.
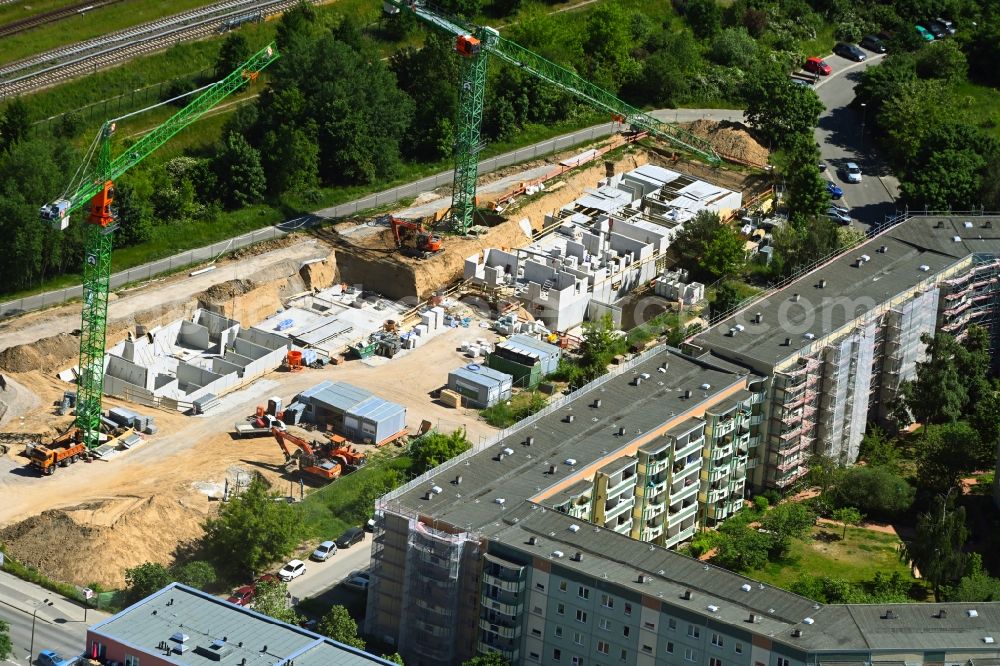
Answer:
710 281 748 319
858 427 900 471
0 619 11 661
635 51 691 107
709 27 758 68
831 506 863 539
855 54 917 118
252 580 300 624
831 466 915 519
760 502 816 557
744 70 824 149
579 313 627 381
319 605 365 649
901 148 987 211
0 98 31 152
671 210 743 281
262 125 320 196
112 180 153 247
782 133 829 222
124 562 173 603
214 131 266 209
711 525 771 572
917 421 982 495
463 653 511 666
172 560 217 590
682 0 722 38
411 429 472 474
701 224 746 279
914 39 967 82
215 33 252 79
384 653 405 665
275 0 318 50
578 3 639 91
203 476 301 577
901 494 968 601
879 79 952 165
391 33 459 161
900 332 967 425
947 553 1000 602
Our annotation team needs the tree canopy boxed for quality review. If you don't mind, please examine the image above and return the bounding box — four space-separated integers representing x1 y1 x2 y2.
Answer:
319 605 365 649
901 494 968 601
124 562 173 603
411 429 472 475
252 580 300 624
830 466 915 520
0 619 12 661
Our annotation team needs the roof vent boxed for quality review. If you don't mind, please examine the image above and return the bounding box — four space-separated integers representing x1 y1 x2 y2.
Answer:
684 389 691 399
879 245 888 253
700 383 711 390
935 220 945 228
431 485 443 494
791 629 802 638
565 414 576 423
634 377 642 386
818 279 827 288
953 235 962 242
748 613 758 623
803 617 815 625
528 536 538 545
502 447 514 456
548 464 557 474
569 524 580 533
986 220 993 229
741 584 752 592
964 221 974 228
754 312 762 324
573 551 583 561
552 550 564 558
861 254 871 262
804 333 815 340
454 475 463 485
707 605 719 613
593 399 602 408
968 609 980 618
495 497 506 505
919 264 931 272
171 633 189 644
565 458 577 466
617 426 626 436
423 491 433 500
638 574 647 583
937 609 948 619
526 436 535 446
985 637 996 644
882 610 897 620
641 373 651 380
681 589 692 600
791 293 800 302
783 337 791 346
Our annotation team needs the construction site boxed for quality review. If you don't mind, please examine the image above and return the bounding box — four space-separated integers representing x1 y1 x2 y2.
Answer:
0 12 772 592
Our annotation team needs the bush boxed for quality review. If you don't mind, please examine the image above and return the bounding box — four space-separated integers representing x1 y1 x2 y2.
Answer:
831 466 915 520
482 391 548 428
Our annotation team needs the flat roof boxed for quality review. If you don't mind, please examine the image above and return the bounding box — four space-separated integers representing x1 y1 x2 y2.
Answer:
90 583 392 666
498 334 562 358
389 347 751 531
306 381 374 413
449 364 512 388
693 216 1000 370
347 394 406 422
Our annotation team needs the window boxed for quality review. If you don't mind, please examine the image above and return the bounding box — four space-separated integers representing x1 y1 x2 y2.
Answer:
576 609 588 623
643 621 656 630
735 643 743 655
533 606 543 615
572 658 584 666
597 641 610 655
560 581 568 592
642 644 653 654
687 624 700 639
555 626 564 638
531 628 542 637
624 602 633 616
620 649 628 662
536 582 546 591
599 618 611 631
777 659 790 666
553 648 562 661
579 585 590 599
668 618 677 631
623 626 630 638
666 642 674 654
600 593 614 608
684 648 697 662
125 658 139 666
712 633 724 648
711 659 723 666
574 632 583 646
558 603 565 615
530 652 540 662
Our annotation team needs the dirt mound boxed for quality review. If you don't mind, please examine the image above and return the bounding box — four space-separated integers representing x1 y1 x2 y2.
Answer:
199 279 257 302
299 254 339 291
0 333 79 374
683 119 769 167
0 495 208 588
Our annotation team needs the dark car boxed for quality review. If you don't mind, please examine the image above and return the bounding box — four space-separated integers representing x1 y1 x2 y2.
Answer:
921 21 945 38
860 34 886 53
833 42 867 62
336 527 365 549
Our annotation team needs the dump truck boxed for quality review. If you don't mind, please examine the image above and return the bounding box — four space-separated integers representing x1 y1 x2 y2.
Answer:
29 428 87 476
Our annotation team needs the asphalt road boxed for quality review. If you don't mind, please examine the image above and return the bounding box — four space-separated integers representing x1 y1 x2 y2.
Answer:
0 571 110 666
285 532 374 603
811 52 902 230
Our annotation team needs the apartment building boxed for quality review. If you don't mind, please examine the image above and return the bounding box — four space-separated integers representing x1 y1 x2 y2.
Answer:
365 215 1000 665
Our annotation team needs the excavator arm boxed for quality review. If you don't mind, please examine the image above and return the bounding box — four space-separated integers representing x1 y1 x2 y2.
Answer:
272 427 316 461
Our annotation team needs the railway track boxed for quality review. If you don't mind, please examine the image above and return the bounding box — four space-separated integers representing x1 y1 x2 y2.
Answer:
0 0 302 98
0 0 124 40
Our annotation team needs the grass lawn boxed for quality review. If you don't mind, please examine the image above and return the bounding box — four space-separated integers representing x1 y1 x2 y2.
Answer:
295 455 415 540
749 524 913 587
798 24 837 59
954 81 1000 140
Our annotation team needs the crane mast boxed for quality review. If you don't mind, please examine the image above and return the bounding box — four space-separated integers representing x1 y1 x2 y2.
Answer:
383 1 722 235
40 43 279 449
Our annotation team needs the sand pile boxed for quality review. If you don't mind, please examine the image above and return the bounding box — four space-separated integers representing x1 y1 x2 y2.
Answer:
0 374 43 427
683 120 769 167
0 495 208 588
299 254 339 291
0 333 80 374
199 279 257 301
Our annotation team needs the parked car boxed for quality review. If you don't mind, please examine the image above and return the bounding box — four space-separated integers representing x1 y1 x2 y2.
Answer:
936 17 957 34
37 650 77 666
916 24 935 40
311 540 337 562
844 162 862 183
923 20 946 38
278 559 307 582
336 527 365 548
826 182 844 199
818 162 828 172
860 34 887 53
833 42 867 62
255 573 279 586
804 56 832 75
344 572 371 592
227 585 255 607
791 77 812 87
827 207 852 224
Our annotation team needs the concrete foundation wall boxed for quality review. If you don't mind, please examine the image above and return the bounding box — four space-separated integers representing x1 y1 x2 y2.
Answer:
234 338 271 361
240 347 285 379
241 327 289 351
104 374 155 403
106 355 151 390
211 357 244 376
178 321 211 349
177 363 224 393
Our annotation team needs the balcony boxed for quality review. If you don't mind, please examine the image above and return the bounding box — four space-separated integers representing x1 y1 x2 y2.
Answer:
476 643 518 664
776 455 802 473
483 573 524 593
607 473 638 497
612 518 633 534
641 523 665 541
750 413 764 426
750 392 765 404
664 523 697 549
672 459 701 482
711 443 734 460
774 466 809 488
708 465 731 483
675 437 705 459
604 496 635 520
746 457 759 469
479 617 521 639
645 456 670 475
482 597 523 616
667 500 698 525
670 476 700 500
714 418 737 437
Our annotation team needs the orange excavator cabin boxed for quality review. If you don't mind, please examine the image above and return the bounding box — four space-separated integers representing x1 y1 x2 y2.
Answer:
455 34 481 57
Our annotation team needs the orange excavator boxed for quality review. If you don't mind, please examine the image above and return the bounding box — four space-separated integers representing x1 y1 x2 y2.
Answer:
387 215 443 259
271 427 342 481
326 434 368 472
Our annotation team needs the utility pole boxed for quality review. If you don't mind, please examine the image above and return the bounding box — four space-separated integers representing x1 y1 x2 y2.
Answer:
29 599 54 660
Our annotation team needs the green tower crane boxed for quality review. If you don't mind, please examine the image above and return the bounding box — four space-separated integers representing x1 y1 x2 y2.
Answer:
383 1 721 235
39 42 279 449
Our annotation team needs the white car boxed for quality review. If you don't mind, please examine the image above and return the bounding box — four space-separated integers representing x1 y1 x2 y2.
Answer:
278 559 307 581
311 541 337 562
845 162 862 183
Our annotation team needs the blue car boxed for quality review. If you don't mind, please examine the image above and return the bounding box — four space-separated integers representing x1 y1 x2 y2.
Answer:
37 650 77 666
916 25 935 41
826 182 844 199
